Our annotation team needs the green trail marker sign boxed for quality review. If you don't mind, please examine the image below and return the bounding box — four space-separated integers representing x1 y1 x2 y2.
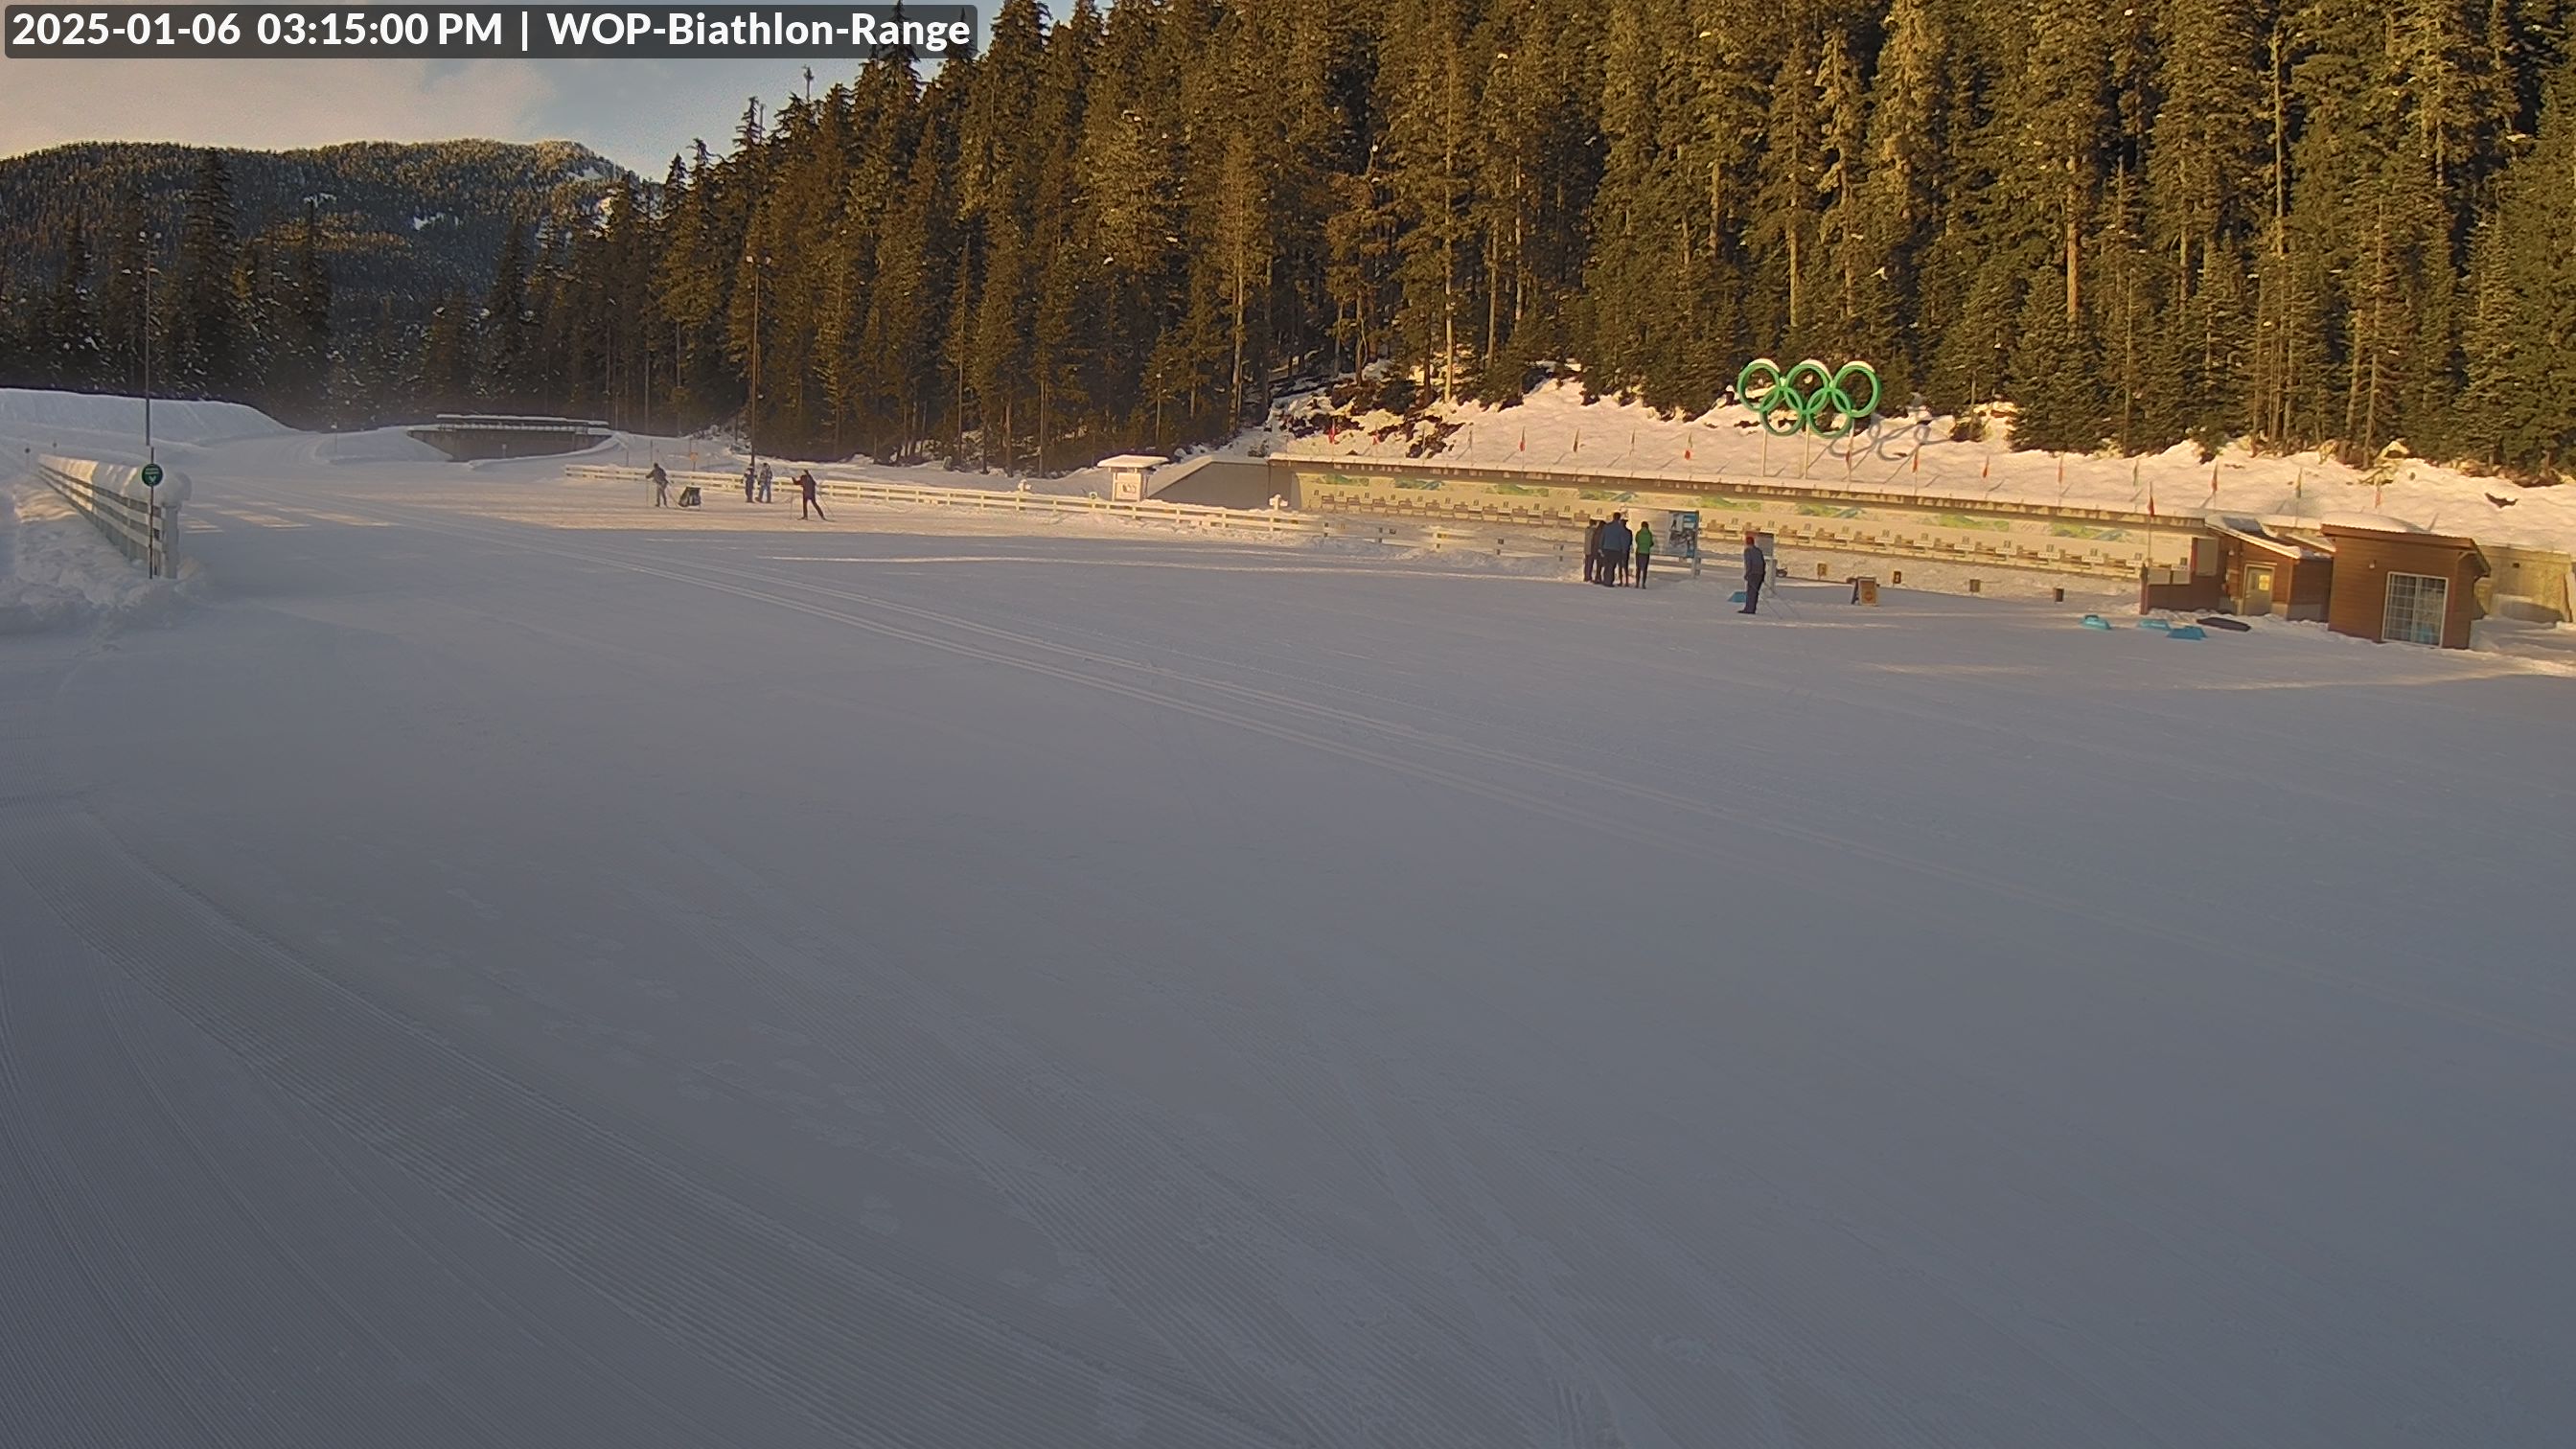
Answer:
140 463 164 488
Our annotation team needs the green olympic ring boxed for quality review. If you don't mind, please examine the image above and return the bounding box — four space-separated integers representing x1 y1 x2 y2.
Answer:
1736 356 1882 438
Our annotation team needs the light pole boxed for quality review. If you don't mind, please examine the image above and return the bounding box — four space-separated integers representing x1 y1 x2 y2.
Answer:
744 245 767 474
126 230 158 464
117 231 165 577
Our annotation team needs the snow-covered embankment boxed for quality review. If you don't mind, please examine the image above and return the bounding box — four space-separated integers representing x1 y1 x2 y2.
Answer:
1 455 198 634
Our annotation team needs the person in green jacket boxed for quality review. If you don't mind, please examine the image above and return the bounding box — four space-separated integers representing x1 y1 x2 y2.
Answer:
1632 519 1655 586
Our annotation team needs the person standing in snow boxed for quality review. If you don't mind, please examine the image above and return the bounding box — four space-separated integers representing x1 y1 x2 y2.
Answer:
796 469 827 520
1599 514 1631 586
1582 517 1602 584
757 461 774 503
743 462 757 503
1632 518 1654 587
1740 532 1767 614
648 462 670 508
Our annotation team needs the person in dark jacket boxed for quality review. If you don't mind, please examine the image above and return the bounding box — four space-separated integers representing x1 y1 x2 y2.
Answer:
796 469 827 520
1632 518 1654 586
1598 515 1631 585
1582 518 1602 583
757 461 775 503
648 462 670 507
1740 532 1768 613
743 462 757 503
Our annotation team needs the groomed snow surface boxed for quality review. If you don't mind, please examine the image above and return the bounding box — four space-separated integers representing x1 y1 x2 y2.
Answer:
3 395 2572 1448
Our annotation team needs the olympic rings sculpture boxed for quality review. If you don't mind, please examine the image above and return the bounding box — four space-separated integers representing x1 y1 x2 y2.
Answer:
1737 356 1882 438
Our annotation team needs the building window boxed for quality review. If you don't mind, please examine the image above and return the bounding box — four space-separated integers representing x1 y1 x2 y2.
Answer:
2383 571 2449 646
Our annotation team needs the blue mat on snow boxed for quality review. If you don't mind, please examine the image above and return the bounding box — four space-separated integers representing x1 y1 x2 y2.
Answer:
2080 614 2112 630
2167 625 2207 639
2137 618 2173 632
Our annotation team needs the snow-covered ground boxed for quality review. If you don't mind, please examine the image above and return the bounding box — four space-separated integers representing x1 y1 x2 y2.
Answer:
1278 379 2576 557
3 395 2572 1447
0 474 197 633
0 392 225 632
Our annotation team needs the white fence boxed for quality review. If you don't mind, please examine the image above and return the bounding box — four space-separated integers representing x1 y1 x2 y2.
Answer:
565 465 1326 538
27 453 189 578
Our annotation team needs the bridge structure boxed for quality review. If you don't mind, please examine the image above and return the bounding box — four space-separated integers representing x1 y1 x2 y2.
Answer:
407 414 612 461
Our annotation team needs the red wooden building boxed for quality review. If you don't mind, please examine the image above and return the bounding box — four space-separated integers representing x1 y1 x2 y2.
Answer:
2144 518 2491 648
2319 524 2490 649
2207 519 2335 622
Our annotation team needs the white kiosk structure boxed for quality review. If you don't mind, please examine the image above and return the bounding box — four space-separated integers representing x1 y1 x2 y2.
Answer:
1100 453 1167 501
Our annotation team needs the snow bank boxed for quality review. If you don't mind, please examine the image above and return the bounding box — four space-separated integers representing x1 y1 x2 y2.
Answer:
0 478 196 633
0 387 288 448
2471 617 2576 675
1278 379 2576 557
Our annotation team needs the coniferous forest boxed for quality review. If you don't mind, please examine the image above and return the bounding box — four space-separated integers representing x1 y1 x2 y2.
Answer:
5 0 2575 478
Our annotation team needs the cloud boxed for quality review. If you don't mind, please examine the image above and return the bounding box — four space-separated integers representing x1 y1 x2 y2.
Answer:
0 56 825 172
0 58 550 152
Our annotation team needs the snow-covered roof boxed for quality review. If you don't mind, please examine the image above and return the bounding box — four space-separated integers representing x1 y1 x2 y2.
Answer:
2210 517 2332 562
1097 453 1167 469
2321 519 2487 554
2317 510 2426 534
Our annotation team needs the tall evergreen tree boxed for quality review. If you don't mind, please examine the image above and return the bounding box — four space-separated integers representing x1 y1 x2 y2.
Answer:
97 197 151 398
172 150 243 397
418 294 475 412
2141 0 2267 448
1854 0 1950 398
46 216 101 390
258 202 334 422
479 218 533 411
2460 61 2576 474
9 4 2566 472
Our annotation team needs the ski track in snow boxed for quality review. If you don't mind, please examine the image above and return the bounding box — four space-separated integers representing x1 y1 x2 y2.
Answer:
2 432 2571 1448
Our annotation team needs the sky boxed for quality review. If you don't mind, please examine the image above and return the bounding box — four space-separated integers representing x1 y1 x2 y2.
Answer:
0 57 852 173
